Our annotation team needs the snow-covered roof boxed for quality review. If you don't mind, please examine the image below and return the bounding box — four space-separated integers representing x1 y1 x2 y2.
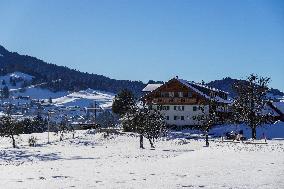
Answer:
142 84 163 92
272 102 284 114
177 79 232 104
189 81 229 94
262 104 280 116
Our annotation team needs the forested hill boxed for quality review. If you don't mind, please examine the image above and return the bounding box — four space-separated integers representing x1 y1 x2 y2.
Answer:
1 45 283 98
0 45 145 96
207 77 284 98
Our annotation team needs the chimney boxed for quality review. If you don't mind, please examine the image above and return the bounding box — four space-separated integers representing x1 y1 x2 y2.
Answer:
176 76 179 79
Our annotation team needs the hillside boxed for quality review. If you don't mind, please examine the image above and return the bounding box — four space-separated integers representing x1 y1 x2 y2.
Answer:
1 45 283 99
207 77 284 99
0 45 145 96
0 72 114 106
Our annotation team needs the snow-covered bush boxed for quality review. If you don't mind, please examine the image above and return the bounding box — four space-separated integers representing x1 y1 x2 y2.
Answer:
28 136 38 147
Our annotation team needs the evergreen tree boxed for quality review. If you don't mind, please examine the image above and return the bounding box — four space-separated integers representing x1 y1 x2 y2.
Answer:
12 79 16 86
232 74 273 139
1 86 9 98
96 111 119 128
48 97 52 104
112 89 136 116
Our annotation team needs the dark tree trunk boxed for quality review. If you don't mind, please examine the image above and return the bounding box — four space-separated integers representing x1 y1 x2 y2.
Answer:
139 134 144 149
205 128 209 147
11 135 16 148
148 138 155 148
251 127 256 139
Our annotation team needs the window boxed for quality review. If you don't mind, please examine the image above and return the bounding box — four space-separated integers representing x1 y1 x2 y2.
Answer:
162 106 170 111
174 116 181 120
161 92 169 97
169 92 174 97
166 116 169 120
175 106 184 111
178 92 183 97
188 92 193 98
193 106 197 111
181 116 184 120
174 92 179 97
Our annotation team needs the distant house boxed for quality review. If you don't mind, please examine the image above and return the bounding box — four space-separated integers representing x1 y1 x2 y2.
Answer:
268 102 284 121
142 77 231 126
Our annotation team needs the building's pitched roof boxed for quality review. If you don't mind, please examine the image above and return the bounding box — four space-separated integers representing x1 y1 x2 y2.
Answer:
272 102 284 115
177 79 232 104
142 84 163 92
142 78 232 104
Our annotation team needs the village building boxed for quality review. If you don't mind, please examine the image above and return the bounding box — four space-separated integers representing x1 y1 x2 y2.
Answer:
268 101 284 122
142 77 232 126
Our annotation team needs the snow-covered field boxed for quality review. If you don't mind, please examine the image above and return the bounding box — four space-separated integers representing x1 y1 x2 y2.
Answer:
1 130 284 189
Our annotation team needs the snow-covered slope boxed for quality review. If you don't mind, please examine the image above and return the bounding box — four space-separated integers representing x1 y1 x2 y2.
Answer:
0 72 34 90
53 89 114 109
1 72 115 110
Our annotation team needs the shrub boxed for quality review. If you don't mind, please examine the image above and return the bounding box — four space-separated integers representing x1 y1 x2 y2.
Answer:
28 136 38 147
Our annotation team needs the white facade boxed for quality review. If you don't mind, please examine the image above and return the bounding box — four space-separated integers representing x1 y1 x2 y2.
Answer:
152 104 209 126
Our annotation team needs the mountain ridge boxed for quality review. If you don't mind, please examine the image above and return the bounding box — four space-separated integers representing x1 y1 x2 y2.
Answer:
0 45 145 96
1 45 283 98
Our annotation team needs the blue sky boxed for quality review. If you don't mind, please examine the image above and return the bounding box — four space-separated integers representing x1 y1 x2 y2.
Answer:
0 0 283 91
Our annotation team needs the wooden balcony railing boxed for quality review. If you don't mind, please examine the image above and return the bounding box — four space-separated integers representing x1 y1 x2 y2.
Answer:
150 97 198 104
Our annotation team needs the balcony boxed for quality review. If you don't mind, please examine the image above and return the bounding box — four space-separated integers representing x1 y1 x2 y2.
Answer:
151 97 198 105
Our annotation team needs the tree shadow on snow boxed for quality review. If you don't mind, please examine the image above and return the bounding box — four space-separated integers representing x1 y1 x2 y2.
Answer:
0 149 62 163
0 149 100 165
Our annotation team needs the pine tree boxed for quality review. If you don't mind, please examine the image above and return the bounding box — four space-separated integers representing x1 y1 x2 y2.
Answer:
48 97 52 104
112 89 136 116
232 74 273 139
96 110 119 128
1 86 9 98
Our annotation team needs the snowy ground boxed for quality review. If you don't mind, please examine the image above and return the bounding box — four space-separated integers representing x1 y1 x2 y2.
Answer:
0 130 284 189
